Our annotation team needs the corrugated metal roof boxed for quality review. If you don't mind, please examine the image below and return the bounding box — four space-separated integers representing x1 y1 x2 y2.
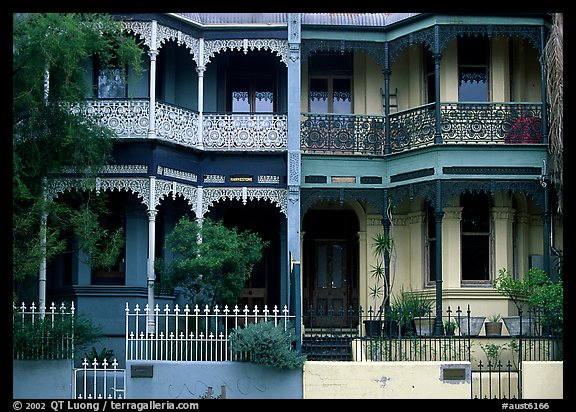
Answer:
302 13 420 26
173 13 288 26
171 13 420 27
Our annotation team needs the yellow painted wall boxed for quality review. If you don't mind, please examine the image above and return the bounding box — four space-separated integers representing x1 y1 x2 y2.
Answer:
303 361 471 399
302 360 562 399
522 362 563 399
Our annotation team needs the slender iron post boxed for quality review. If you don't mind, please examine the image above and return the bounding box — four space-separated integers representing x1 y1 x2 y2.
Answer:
433 25 443 145
434 180 444 335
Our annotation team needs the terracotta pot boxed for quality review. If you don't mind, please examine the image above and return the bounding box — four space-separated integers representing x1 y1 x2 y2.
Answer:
484 321 503 336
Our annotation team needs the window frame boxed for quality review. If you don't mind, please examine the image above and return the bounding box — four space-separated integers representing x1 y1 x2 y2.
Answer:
457 35 491 102
308 51 353 114
460 192 494 285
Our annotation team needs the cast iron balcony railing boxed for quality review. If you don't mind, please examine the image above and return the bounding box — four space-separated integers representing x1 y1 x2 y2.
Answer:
77 99 543 154
203 112 287 151
300 113 385 155
77 99 288 152
301 102 544 155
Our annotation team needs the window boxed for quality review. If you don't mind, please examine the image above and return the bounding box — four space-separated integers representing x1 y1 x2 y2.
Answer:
94 56 127 98
461 192 492 283
91 200 126 285
226 51 277 112
308 52 353 114
458 36 489 102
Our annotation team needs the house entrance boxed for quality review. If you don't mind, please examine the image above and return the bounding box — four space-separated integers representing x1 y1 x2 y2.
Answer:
303 209 359 327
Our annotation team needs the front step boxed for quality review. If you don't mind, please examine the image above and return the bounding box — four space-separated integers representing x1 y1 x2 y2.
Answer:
302 336 353 361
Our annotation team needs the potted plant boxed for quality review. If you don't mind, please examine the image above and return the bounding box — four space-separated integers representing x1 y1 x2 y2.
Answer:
391 287 434 336
494 267 555 336
455 305 486 336
444 320 457 336
484 314 503 337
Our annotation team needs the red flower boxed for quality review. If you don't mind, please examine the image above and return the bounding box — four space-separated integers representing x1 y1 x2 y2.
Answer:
505 115 542 144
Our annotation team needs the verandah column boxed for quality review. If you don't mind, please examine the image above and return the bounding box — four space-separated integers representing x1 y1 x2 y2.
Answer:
196 38 205 150
147 20 158 139
287 13 302 351
383 42 392 155
433 25 443 145
433 180 444 335
146 176 157 333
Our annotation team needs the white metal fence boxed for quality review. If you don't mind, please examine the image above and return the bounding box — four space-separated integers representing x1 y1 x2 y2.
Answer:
125 303 295 361
13 302 75 360
73 358 126 399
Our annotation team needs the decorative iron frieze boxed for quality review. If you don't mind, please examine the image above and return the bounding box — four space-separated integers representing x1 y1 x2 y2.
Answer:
257 175 280 184
360 176 382 184
104 165 149 174
443 166 541 175
122 20 154 49
390 168 435 183
304 175 327 184
154 178 197 209
203 38 289 67
157 166 198 182
202 187 287 217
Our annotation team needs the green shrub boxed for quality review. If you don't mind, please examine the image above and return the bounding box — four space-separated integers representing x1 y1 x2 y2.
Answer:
13 312 103 360
229 321 306 370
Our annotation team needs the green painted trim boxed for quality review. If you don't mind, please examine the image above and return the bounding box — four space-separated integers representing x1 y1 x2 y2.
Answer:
301 145 547 189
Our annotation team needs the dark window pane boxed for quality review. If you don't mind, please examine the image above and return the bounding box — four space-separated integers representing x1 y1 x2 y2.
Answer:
461 192 490 233
461 235 490 280
309 52 353 72
459 36 488 66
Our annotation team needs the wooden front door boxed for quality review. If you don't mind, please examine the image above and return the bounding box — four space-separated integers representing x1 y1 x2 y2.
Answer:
303 209 359 328
304 239 358 327
313 240 348 314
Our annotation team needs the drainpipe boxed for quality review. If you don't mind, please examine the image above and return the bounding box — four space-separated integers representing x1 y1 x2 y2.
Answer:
541 161 551 277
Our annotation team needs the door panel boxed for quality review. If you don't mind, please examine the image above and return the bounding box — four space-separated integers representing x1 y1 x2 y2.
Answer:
307 240 355 327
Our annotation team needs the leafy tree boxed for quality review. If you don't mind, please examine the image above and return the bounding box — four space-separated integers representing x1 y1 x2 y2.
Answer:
13 13 143 299
155 217 269 307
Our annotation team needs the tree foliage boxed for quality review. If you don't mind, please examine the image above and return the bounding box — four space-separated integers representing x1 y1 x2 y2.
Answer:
13 13 143 294
155 217 269 307
229 321 306 370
